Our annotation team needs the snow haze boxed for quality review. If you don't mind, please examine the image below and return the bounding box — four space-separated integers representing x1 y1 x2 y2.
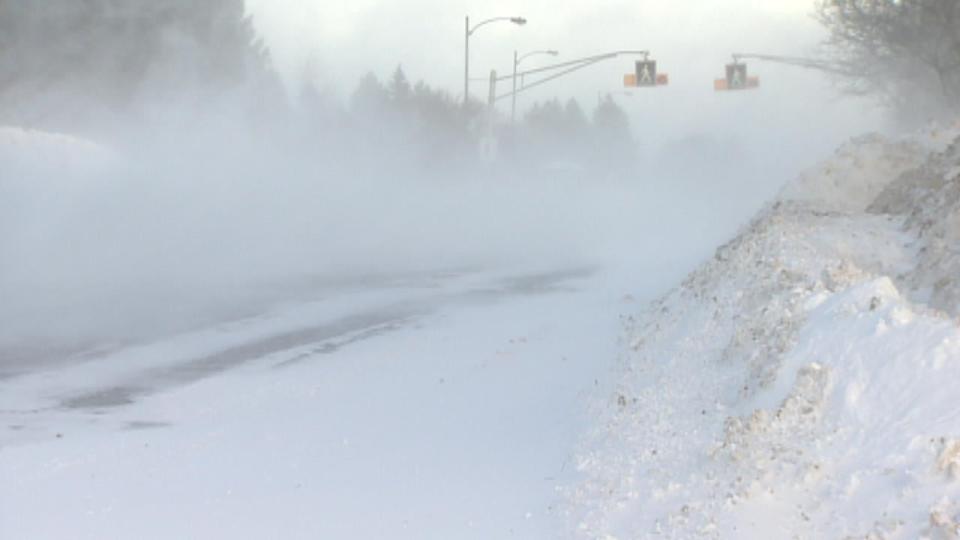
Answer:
0 0 882 350
6 2 951 539
250 0 881 151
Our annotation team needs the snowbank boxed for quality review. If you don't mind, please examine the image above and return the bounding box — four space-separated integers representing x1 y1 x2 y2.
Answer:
0 126 113 173
778 122 959 212
869 133 960 317
571 125 960 538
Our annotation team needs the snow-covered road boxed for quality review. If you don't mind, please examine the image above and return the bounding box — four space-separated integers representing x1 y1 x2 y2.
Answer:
0 263 690 539
1 125 775 539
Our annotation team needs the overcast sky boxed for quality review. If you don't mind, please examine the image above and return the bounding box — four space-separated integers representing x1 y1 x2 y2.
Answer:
247 0 885 162
248 0 815 93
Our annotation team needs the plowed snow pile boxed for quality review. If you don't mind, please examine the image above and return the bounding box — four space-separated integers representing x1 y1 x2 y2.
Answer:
0 126 112 171
569 124 960 539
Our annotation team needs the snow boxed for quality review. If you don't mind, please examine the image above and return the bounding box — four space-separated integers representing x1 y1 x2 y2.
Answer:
0 265 673 539
1 123 753 540
0 126 113 173
569 125 960 538
4 120 960 538
778 133 926 212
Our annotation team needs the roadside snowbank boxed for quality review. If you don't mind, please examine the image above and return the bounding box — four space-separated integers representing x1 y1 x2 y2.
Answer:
869 131 960 318
0 126 113 172
571 124 960 538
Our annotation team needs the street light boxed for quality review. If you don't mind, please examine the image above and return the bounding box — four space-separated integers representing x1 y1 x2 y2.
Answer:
464 15 527 108
512 49 559 123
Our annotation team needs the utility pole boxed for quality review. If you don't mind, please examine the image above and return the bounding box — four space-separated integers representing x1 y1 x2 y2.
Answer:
464 16 470 108
463 15 527 108
512 50 518 124
511 50 559 125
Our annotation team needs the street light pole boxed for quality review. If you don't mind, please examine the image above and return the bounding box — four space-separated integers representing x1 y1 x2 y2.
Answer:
511 49 559 124
512 50 518 123
463 15 527 108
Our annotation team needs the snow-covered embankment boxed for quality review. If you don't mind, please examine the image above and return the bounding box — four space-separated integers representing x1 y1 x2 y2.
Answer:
571 126 960 538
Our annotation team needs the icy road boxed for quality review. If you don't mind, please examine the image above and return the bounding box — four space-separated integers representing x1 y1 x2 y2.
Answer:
0 263 694 539
0 130 771 538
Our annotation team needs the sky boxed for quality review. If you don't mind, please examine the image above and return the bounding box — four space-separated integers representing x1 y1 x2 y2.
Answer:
0 1 892 359
246 0 815 94
246 0 885 162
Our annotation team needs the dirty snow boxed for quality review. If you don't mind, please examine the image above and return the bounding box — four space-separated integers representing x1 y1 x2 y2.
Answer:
570 123 960 539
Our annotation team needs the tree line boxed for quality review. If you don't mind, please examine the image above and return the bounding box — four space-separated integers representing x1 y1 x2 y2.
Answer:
0 0 637 175
0 0 276 132
310 66 638 174
5 1 955 170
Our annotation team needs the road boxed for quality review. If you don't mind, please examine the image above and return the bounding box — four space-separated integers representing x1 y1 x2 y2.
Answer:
0 263 683 539
0 160 765 538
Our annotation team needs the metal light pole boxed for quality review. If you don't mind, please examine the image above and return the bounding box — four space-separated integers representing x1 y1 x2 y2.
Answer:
464 15 527 108
512 49 558 124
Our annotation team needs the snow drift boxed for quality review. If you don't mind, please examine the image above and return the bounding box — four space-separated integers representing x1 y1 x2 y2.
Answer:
570 123 960 539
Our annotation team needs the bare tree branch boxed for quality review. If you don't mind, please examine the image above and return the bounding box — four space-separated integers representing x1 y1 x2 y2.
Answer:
815 0 960 118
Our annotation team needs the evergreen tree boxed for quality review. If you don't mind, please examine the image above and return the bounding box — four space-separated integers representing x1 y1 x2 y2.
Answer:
592 95 637 171
0 0 276 130
350 72 389 115
388 65 412 106
563 99 589 134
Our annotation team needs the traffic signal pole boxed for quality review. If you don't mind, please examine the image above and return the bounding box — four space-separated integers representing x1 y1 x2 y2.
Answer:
494 50 651 105
730 53 851 75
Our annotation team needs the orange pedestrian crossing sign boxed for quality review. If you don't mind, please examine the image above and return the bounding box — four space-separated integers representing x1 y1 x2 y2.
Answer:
636 60 657 87
625 60 669 88
715 62 759 91
728 63 747 89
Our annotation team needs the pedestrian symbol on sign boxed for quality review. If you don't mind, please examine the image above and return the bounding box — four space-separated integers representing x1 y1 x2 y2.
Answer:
635 60 658 87
726 63 748 90
715 58 760 91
